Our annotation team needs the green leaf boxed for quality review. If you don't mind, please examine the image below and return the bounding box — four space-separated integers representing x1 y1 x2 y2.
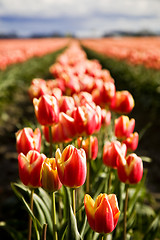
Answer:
142 215 160 240
63 186 81 240
33 193 53 234
141 156 152 163
11 182 42 229
11 182 41 240
128 170 147 216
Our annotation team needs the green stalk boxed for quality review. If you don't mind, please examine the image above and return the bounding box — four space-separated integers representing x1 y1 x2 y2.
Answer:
49 126 53 157
107 168 112 194
28 188 34 240
41 224 47 240
72 188 76 216
123 184 129 240
52 192 58 240
86 135 92 193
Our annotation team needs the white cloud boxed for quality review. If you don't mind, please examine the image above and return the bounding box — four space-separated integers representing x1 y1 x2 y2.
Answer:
0 0 160 36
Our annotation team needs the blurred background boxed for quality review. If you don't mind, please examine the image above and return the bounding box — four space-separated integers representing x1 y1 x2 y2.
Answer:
0 0 160 38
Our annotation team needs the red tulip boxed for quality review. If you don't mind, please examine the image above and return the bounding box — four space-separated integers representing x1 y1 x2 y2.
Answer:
115 115 135 140
84 193 120 234
42 112 76 143
103 141 127 169
123 132 139 152
55 145 86 188
16 127 41 155
33 94 59 126
77 136 98 160
116 151 143 184
18 150 46 187
101 109 111 126
73 103 97 136
102 82 116 105
59 96 75 113
41 158 62 192
110 90 134 114
28 78 48 101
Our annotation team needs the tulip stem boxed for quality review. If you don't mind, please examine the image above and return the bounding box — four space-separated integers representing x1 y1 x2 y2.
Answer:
28 188 34 240
107 168 112 194
123 184 129 240
41 224 47 240
86 135 92 193
72 188 76 216
49 126 53 157
52 192 58 240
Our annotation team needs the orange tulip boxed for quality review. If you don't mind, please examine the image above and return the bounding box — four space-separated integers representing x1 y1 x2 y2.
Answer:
41 158 62 192
16 127 41 155
84 193 120 234
18 150 46 187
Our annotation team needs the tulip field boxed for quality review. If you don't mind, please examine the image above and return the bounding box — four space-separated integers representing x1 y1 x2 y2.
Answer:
0 38 160 240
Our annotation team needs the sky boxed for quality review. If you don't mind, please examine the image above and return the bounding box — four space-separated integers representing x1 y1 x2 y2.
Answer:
0 0 160 37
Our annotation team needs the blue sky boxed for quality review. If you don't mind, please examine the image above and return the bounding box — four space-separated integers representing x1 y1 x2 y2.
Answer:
0 0 160 37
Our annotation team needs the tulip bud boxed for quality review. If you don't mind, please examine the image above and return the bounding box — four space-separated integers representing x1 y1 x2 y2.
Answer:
33 94 59 126
16 127 41 155
115 115 135 140
55 145 86 188
41 158 62 192
84 193 120 234
18 150 46 187
103 141 127 169
123 132 139 152
117 151 143 184
77 136 98 161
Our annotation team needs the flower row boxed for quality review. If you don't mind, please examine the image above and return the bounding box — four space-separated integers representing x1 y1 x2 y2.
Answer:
0 38 69 70
81 37 160 70
15 41 143 238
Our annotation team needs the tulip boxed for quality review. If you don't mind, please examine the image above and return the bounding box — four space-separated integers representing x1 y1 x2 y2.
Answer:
18 150 46 187
77 136 98 160
123 132 139 152
103 141 127 169
42 112 76 143
16 127 41 155
110 90 134 114
73 103 98 136
33 94 59 126
28 78 48 101
55 145 86 188
117 152 143 184
101 109 111 126
102 82 116 106
59 96 75 113
114 115 135 140
84 193 120 234
41 158 62 192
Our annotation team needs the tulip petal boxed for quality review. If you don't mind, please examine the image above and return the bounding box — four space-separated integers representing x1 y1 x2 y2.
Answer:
95 195 114 233
84 194 95 231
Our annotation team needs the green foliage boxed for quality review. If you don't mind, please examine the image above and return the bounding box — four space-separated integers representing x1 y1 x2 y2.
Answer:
0 47 66 113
